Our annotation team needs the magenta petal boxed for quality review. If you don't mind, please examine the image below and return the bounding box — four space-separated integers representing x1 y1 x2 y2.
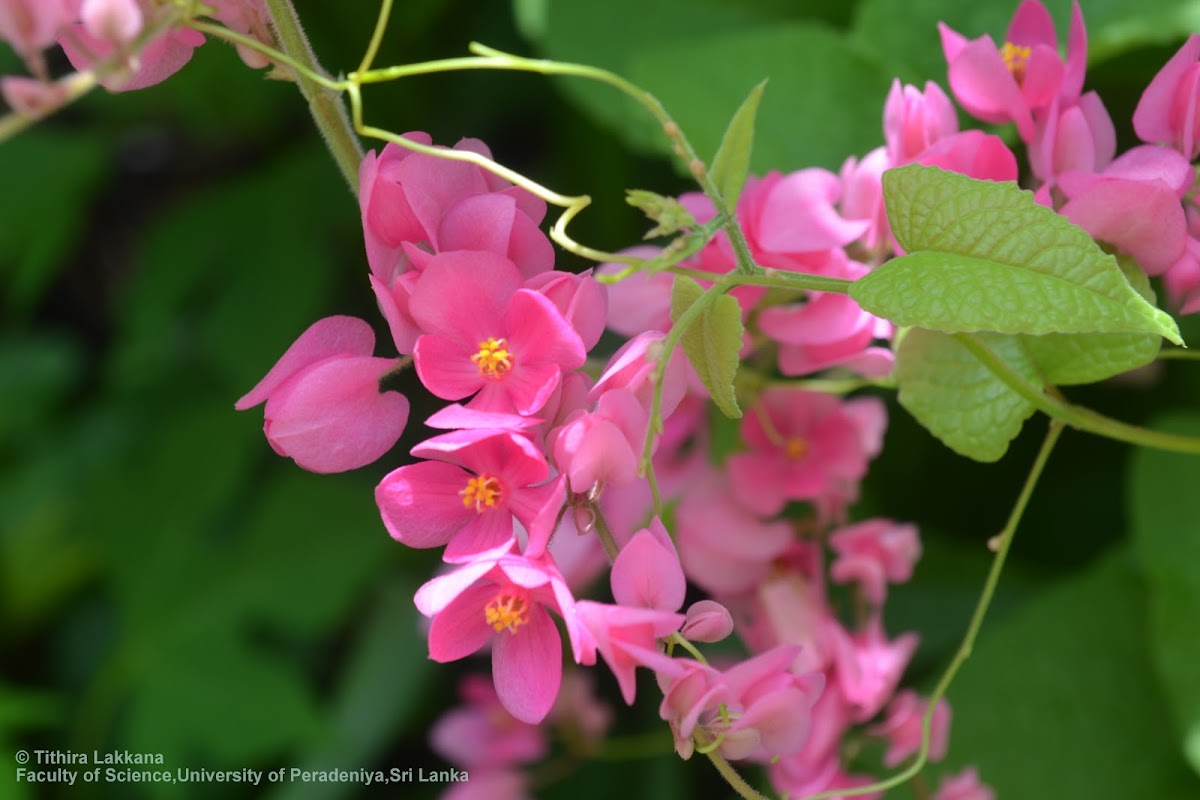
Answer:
947 38 1032 138
236 316 375 409
1006 0 1057 49
439 194 518 259
1061 180 1186 274
492 606 562 723
499 360 563 416
757 169 869 252
510 476 567 560
445 513 516 564
507 290 587 370
1060 1 1088 102
415 554 507 616
370 274 420 355
415 334 485 400
263 356 408 473
409 251 521 341
376 460 476 548
428 583 497 662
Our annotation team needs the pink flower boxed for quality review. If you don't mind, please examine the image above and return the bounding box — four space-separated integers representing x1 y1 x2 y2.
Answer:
868 690 951 767
550 388 646 494
80 0 141 47
59 2 205 91
410 251 586 415
234 316 409 474
839 147 892 253
414 542 582 724
715 645 825 761
932 767 996 800
884 80 959 164
829 615 919 722
376 428 565 562
358 134 552 283
1133 34 1200 160
0 0 72 59
1029 93 1115 185
829 518 922 604
574 601 685 705
939 0 1087 141
430 675 547 769
727 389 886 517
913 130 1019 183
525 269 607 352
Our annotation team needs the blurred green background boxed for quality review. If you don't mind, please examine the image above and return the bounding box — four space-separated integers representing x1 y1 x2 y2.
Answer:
3 0 1200 797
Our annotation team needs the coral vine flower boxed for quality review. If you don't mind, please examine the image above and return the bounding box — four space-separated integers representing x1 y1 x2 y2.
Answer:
727 388 886 517
939 0 1086 141
868 690 951 767
410 251 586 415
358 133 552 283
414 541 582 724
234 316 409 474
829 518 922 604
1134 34 1200 160
376 427 565 562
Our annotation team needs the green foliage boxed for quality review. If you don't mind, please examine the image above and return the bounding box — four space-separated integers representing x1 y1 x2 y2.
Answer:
942 550 1200 797
670 277 743 418
1130 413 1200 777
894 329 1037 462
708 79 766 209
854 165 1181 343
516 0 893 171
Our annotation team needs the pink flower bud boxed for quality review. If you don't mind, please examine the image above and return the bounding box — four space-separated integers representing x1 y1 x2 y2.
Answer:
81 0 141 47
681 600 734 643
1134 34 1200 160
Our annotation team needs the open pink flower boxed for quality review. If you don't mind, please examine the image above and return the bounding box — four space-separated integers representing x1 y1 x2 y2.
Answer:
414 542 582 724
727 389 886 517
574 601 685 705
758 291 894 379
939 0 1086 141
411 251 586 415
59 1 205 91
376 428 564 562
829 615 919 722
1134 34 1200 160
235 316 409 474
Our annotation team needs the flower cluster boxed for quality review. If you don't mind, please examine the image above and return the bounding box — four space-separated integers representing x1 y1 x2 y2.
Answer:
0 0 270 114
227 0 1200 798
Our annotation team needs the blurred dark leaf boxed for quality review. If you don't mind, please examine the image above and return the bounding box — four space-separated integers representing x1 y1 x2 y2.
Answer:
939 549 1200 797
1130 412 1200 776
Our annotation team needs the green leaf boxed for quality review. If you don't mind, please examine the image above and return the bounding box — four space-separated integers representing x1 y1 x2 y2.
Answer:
626 189 698 238
670 277 743 418
894 329 1039 461
1130 413 1200 776
941 549 1200 798
851 165 1182 344
709 79 767 209
1020 257 1161 385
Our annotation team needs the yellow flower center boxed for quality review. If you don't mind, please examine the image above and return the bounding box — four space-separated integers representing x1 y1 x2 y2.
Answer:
784 436 809 460
471 337 513 379
485 589 530 634
1000 41 1031 82
460 474 503 512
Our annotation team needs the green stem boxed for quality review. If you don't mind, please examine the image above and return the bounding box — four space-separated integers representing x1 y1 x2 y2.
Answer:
955 333 1200 454
1157 347 1200 361
590 501 622 561
702 741 769 800
264 0 362 193
801 419 1064 800
357 0 394 76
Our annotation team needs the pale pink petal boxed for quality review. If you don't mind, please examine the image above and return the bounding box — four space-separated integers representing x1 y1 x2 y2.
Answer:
445 513 516 564
492 605 562 723
611 528 686 613
236 316 374 410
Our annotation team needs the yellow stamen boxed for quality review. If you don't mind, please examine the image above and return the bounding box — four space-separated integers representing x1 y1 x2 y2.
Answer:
784 436 809 460
471 337 513 379
460 474 503 512
1000 41 1031 82
485 590 530 634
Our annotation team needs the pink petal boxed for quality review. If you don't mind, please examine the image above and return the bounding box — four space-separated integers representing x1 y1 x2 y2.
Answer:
1134 34 1200 153
492 605 562 723
414 333 485 401
369 274 420 355
262 356 408 473
428 583 497 662
445 513 517 564
236 316 374 410
757 169 869 252
409 250 521 342
506 290 587 371
611 528 686 613
1006 0 1057 49
376 460 475 548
